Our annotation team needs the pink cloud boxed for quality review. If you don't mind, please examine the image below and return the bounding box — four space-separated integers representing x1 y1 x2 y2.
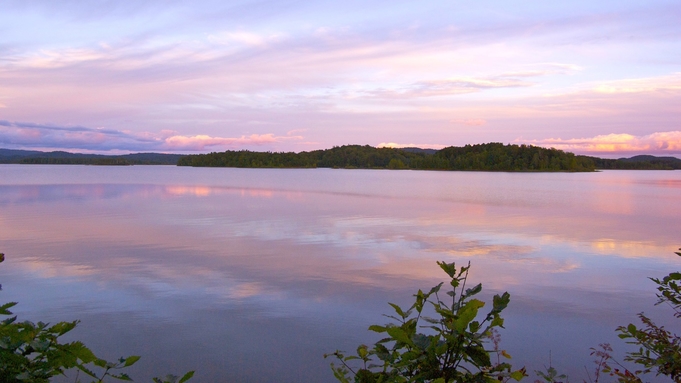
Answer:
361 76 534 100
285 129 307 136
518 131 681 156
162 133 302 151
0 120 304 153
591 73 681 94
451 118 487 126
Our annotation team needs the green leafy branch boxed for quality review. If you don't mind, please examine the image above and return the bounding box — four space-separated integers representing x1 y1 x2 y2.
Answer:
613 249 681 381
326 261 526 383
0 252 194 383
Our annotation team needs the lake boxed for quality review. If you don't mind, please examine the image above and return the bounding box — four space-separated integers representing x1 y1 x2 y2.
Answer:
0 165 679 382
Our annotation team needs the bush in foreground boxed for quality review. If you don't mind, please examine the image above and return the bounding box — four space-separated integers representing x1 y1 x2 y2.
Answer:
0 253 193 383
590 249 681 383
325 261 527 383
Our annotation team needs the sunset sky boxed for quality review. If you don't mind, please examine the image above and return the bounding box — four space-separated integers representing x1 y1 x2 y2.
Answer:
0 0 679 156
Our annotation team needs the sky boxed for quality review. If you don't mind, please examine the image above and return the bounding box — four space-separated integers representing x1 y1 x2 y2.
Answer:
0 0 680 156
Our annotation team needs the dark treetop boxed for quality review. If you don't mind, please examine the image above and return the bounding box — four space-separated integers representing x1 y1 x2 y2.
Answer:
0 149 182 165
176 143 596 172
584 155 681 170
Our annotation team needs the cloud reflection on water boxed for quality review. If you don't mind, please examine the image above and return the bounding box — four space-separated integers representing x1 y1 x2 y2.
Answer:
0 166 680 382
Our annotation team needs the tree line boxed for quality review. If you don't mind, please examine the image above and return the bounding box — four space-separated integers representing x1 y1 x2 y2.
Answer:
585 155 681 170
16 157 133 165
177 143 597 172
0 150 182 165
2 145 678 170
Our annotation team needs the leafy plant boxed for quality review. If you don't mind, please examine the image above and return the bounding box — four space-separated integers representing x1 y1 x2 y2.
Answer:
0 252 194 382
533 351 568 383
326 261 526 383
576 248 681 383
0 300 97 382
612 248 681 381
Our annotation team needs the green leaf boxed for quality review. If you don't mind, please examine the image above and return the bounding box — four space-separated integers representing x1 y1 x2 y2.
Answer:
388 303 408 319
357 344 368 359
0 302 18 315
490 315 504 328
124 355 141 367
29 339 50 351
373 343 390 361
179 371 195 383
412 334 432 350
437 261 457 278
492 292 510 312
465 345 491 367
69 341 97 363
1 315 17 325
414 290 425 313
76 364 99 379
510 369 526 381
464 283 483 298
49 320 78 336
386 327 414 347
111 372 134 381
368 325 387 333
454 299 485 332
427 282 443 296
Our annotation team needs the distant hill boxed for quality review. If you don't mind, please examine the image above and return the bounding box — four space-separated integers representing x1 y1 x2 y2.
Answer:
584 155 681 170
0 149 182 165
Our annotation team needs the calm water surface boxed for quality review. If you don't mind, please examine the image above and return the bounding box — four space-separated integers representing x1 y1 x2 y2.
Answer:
0 165 679 382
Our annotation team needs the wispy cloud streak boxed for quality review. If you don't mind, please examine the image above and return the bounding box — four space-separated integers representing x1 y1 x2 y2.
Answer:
519 131 681 155
0 121 302 153
361 75 535 99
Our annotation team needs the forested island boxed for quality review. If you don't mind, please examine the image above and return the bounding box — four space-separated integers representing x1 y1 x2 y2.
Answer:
2 144 680 171
177 143 596 171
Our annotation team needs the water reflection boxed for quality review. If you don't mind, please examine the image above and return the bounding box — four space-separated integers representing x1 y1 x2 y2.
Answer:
0 165 679 382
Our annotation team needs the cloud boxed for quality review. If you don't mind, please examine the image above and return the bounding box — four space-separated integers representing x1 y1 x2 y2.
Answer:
360 75 535 100
591 72 681 94
207 31 285 47
0 120 303 153
286 128 307 136
537 62 584 73
518 131 681 155
18 48 108 69
163 133 301 151
451 119 487 126
0 3 679 152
